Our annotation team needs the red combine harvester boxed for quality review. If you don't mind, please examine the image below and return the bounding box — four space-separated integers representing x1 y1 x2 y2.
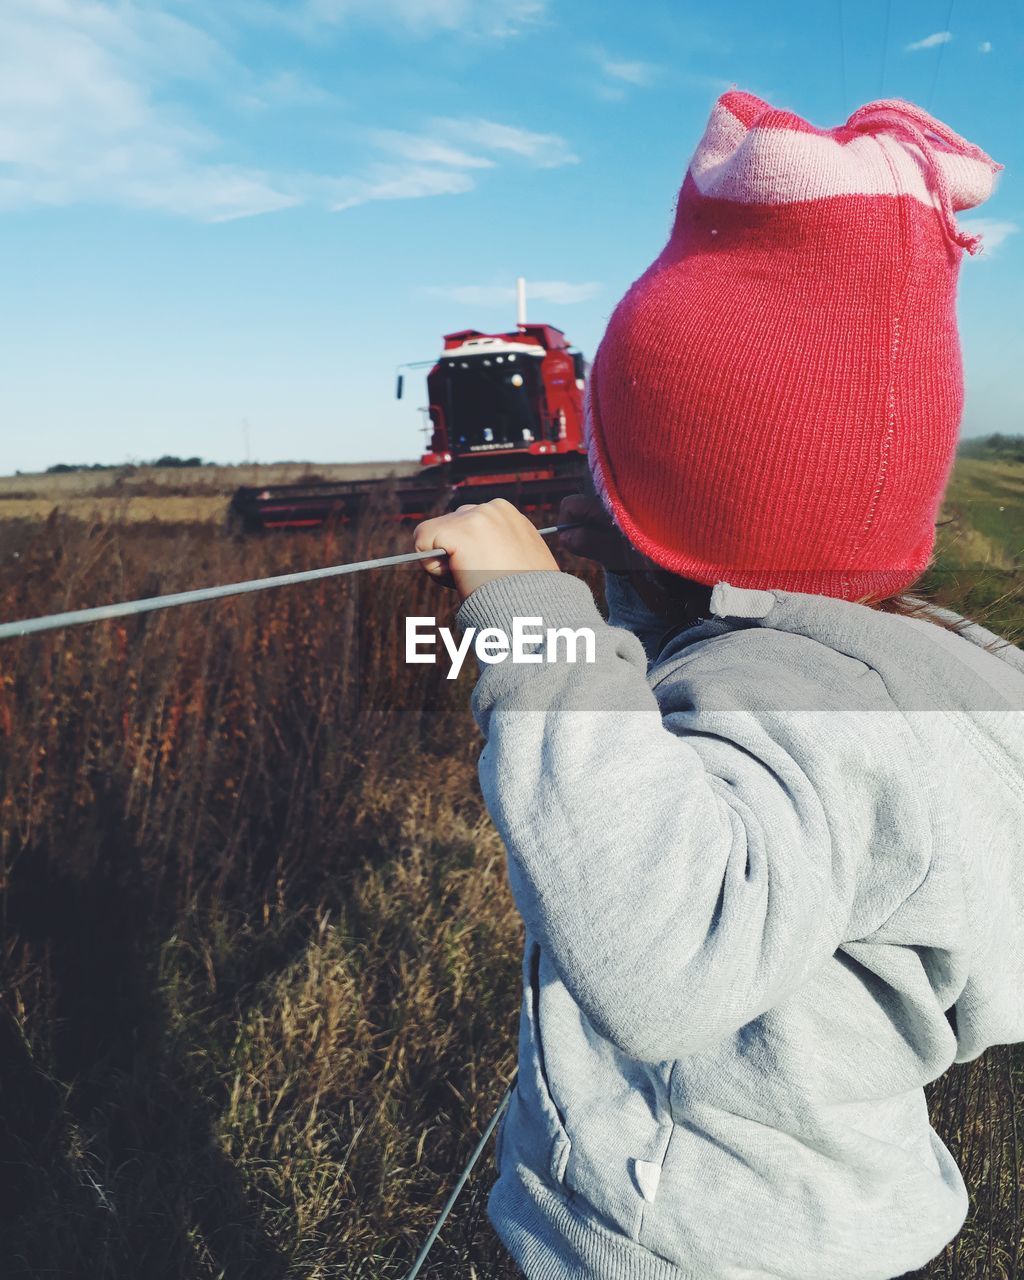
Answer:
228 288 589 532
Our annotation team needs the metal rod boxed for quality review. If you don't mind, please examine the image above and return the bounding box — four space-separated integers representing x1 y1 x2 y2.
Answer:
404 1077 515 1280
0 525 575 641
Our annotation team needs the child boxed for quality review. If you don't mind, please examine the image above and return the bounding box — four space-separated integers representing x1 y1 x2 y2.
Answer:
413 92 1024 1280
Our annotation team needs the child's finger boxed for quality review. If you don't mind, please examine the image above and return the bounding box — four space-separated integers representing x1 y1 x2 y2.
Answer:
421 559 456 588
412 516 457 587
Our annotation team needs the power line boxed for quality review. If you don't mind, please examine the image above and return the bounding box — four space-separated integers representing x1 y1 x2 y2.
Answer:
0 524 578 641
837 0 849 118
927 0 957 112
878 0 892 98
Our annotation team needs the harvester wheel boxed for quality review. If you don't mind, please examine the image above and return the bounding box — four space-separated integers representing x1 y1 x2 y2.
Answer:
225 506 249 540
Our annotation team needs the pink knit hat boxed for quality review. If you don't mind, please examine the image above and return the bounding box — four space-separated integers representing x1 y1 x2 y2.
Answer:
587 91 1002 601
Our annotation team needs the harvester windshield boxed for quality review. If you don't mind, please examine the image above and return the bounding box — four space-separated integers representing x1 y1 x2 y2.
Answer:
442 353 543 451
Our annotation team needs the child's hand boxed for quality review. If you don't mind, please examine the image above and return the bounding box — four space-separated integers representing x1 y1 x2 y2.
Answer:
557 494 648 574
413 499 559 602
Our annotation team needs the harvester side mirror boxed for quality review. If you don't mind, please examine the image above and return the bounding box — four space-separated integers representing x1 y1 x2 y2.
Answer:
396 374 404 400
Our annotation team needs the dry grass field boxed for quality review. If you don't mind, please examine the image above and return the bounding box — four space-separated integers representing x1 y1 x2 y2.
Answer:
0 462 421 526
0 453 1022 1279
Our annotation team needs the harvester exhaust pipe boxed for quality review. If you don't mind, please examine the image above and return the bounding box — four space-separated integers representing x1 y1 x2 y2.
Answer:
516 276 527 327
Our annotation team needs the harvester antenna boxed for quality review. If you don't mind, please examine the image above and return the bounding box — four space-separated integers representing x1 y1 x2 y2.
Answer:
516 276 527 328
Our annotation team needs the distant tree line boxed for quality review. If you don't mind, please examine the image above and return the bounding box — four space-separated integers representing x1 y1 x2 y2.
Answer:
44 456 210 474
958 434 1024 461
33 441 1022 476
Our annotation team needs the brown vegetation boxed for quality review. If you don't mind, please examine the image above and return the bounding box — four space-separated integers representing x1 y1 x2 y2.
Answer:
0 488 1021 1278
0 460 420 499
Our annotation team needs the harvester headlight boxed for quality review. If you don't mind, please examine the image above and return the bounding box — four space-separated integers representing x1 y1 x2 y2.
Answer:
510 373 524 387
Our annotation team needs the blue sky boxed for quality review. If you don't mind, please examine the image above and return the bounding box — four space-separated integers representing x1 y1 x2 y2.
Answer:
1 0 1020 474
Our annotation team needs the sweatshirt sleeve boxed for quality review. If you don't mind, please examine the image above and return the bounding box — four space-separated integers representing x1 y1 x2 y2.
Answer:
455 569 869 1062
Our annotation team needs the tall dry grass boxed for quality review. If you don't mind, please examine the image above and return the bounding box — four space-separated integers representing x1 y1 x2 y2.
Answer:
0 510 1021 1279
0 511 525 1277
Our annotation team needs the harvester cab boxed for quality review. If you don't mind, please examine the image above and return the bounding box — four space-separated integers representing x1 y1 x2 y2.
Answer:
417 323 587 479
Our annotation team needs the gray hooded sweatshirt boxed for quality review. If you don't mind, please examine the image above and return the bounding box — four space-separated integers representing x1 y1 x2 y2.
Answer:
454 568 1024 1280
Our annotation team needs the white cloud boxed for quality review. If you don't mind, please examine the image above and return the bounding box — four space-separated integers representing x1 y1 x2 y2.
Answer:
241 70 341 110
604 59 659 86
596 53 664 88
979 40 993 54
265 0 547 39
121 165 300 222
905 31 952 52
480 0 547 39
329 165 476 212
594 84 628 103
432 118 579 168
367 129 495 169
956 218 1019 257
584 45 666 101
0 0 296 220
0 1 570 221
423 281 602 306
329 117 579 211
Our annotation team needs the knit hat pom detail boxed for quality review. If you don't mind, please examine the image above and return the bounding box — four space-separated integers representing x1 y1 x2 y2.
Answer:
844 98 1002 254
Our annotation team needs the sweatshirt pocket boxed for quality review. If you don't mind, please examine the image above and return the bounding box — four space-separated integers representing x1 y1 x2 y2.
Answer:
516 941 572 1186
